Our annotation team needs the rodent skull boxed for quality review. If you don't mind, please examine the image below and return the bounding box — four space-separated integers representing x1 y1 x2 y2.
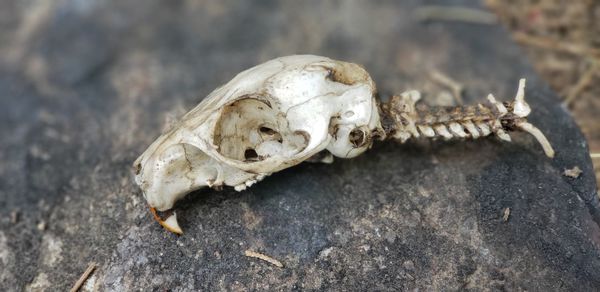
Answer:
134 55 384 212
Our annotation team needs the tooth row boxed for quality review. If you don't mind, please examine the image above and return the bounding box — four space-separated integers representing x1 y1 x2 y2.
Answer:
233 174 269 192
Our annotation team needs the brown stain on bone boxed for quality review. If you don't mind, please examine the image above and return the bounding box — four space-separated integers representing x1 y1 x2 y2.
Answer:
323 62 371 86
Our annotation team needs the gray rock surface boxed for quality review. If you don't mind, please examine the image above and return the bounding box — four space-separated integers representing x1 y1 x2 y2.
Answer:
0 0 598 291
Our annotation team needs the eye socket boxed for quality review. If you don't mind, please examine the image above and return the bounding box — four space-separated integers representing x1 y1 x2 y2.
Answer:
349 127 368 148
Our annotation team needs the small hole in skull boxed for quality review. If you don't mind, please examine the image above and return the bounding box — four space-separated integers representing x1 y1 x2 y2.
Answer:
259 126 278 135
244 148 259 161
349 128 367 147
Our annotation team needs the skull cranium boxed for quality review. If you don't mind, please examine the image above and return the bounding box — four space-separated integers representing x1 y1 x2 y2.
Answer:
134 55 384 214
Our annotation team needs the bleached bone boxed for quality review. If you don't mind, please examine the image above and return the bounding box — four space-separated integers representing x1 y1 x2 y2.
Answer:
134 55 383 212
133 55 554 234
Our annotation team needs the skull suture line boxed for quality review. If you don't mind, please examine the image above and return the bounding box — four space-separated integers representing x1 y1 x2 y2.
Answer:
133 55 554 234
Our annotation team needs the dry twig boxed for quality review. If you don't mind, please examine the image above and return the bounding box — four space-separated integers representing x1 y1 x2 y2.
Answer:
70 262 96 292
512 32 600 60
414 6 497 24
10 210 19 224
244 250 284 268
430 70 464 104
502 208 511 222
564 63 598 106
563 166 583 178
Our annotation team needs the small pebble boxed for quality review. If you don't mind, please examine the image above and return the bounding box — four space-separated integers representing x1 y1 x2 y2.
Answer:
563 166 582 178
10 210 19 224
403 260 415 271
37 220 47 231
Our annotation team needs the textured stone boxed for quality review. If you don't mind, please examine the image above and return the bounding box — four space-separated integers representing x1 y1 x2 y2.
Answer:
0 0 598 291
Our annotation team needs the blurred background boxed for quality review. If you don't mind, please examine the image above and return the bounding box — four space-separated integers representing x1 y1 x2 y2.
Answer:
488 0 600 183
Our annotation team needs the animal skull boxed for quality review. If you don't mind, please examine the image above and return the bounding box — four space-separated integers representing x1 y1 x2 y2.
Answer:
134 55 554 234
134 55 384 221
